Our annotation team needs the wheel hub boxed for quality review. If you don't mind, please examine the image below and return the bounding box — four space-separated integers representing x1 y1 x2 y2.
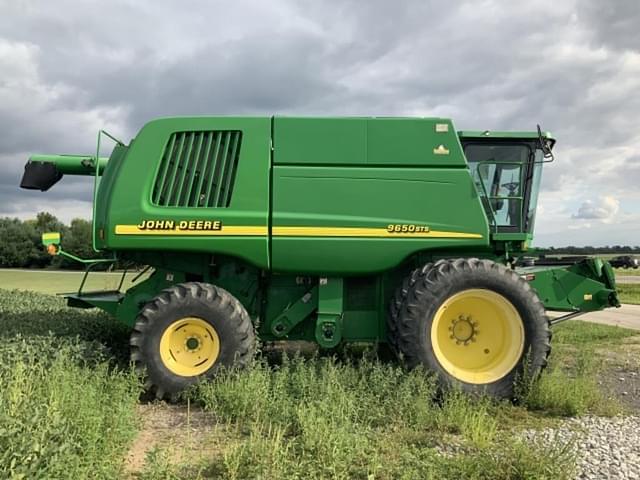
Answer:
185 336 201 351
449 315 478 345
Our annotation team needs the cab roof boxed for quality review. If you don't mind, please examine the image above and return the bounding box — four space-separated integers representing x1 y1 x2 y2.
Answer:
458 130 555 141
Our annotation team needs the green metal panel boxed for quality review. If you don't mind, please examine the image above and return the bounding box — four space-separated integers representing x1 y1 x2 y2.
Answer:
273 117 367 165
273 117 467 167
315 277 344 348
271 165 490 274
270 286 319 337
96 117 271 269
261 274 316 341
342 311 382 341
366 118 466 166
492 233 531 241
94 144 128 247
520 260 618 312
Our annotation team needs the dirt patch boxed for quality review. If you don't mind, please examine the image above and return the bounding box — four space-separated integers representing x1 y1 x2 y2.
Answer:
596 340 640 412
123 402 225 477
600 367 640 412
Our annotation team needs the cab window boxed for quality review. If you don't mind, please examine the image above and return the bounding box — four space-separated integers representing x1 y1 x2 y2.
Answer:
463 143 532 231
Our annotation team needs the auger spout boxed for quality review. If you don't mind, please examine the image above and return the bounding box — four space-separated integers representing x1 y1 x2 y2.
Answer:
20 154 109 191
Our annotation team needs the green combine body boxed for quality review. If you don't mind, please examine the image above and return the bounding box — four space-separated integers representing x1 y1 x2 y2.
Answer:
21 116 619 399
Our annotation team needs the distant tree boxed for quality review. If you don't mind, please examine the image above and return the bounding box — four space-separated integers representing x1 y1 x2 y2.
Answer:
0 218 42 267
33 212 65 234
59 218 99 269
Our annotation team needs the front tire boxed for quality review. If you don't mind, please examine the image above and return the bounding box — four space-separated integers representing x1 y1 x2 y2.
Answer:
389 258 551 398
130 282 255 399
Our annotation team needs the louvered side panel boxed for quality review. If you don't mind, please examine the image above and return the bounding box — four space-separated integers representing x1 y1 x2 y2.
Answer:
152 130 243 208
221 131 242 207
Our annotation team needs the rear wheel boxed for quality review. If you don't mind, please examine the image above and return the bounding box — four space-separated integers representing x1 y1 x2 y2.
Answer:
389 258 551 398
130 282 255 399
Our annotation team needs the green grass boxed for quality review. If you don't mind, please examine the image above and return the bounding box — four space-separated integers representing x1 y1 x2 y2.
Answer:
172 358 577 480
0 289 141 478
615 267 640 276
518 320 638 417
552 319 639 345
0 268 149 295
617 283 640 304
520 349 618 417
1 280 638 478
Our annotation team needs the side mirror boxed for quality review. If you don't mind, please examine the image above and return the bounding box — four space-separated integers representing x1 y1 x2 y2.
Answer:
536 124 554 162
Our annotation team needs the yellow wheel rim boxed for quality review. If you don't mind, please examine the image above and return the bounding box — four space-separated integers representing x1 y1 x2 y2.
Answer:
159 317 220 377
431 289 525 384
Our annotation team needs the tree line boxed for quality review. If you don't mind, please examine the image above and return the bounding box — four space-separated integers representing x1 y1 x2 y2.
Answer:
0 212 101 270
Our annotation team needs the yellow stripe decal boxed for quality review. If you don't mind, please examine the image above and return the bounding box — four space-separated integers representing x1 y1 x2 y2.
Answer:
114 225 267 236
272 227 483 239
115 225 482 239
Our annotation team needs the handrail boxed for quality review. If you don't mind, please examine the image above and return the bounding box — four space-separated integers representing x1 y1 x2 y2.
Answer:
92 130 125 252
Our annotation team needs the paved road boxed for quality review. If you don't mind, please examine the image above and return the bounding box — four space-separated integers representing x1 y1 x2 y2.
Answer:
549 304 640 331
617 275 640 284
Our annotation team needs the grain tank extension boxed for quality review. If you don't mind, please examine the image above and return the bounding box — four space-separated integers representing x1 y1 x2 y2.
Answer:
20 117 619 399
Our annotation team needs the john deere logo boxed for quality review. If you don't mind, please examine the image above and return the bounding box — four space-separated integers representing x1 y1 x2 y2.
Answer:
136 220 222 231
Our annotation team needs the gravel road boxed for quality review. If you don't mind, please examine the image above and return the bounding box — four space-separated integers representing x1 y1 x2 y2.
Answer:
523 416 640 480
542 293 640 478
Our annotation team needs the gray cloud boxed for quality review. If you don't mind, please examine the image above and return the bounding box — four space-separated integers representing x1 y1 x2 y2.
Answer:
0 0 639 244
572 196 620 220
578 0 640 52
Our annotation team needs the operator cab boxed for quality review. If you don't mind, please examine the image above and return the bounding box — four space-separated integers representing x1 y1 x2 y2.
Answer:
459 128 554 235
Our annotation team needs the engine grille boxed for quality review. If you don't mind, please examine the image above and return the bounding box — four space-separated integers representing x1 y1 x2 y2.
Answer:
152 130 242 208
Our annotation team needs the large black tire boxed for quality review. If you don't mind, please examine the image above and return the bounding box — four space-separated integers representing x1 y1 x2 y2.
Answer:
389 258 551 399
130 282 255 399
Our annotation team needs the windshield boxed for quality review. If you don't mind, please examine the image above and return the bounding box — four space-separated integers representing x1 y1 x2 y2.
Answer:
464 143 542 233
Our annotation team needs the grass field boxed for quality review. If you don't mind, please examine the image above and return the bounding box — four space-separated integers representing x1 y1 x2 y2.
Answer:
1 271 640 478
615 267 640 276
0 269 149 295
0 289 140 478
617 283 640 304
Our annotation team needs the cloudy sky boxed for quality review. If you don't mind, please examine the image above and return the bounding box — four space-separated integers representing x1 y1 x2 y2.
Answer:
0 0 638 246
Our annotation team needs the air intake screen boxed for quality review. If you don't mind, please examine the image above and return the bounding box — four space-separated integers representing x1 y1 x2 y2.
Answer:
152 130 242 208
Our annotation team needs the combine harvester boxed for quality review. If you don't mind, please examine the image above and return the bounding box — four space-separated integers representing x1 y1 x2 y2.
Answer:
20 117 619 399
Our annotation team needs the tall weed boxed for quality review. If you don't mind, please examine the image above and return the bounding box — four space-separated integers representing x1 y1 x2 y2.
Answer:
0 289 140 478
